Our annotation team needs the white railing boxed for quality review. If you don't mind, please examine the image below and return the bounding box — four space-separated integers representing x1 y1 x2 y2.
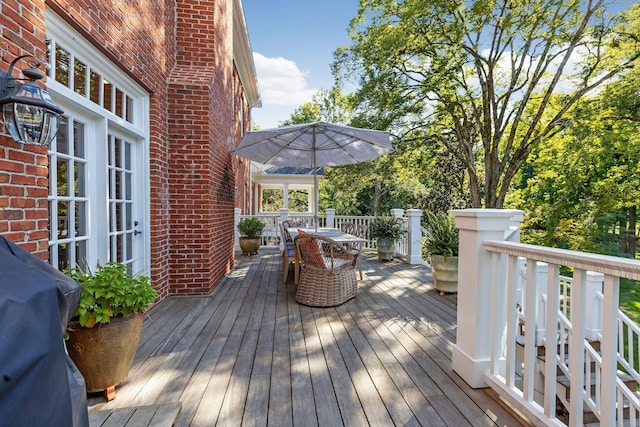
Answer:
234 208 424 263
483 240 640 426
334 215 376 250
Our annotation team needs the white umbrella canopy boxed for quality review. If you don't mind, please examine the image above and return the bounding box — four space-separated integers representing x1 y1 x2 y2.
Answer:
231 122 393 228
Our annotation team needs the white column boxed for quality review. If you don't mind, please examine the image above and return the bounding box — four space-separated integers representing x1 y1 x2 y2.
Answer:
283 184 290 210
279 208 289 223
585 271 604 341
325 209 335 229
534 262 549 347
308 185 314 214
390 208 404 218
451 208 524 388
234 208 241 251
406 209 423 265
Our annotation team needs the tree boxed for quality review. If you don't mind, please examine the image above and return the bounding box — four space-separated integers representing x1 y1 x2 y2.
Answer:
335 0 640 208
280 87 353 126
508 91 640 256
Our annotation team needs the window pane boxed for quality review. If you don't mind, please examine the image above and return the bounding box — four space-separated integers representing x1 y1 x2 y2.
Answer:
114 138 122 167
115 88 123 118
56 116 69 155
57 201 69 238
57 243 70 271
116 234 123 262
74 162 85 197
89 70 101 104
124 141 131 169
125 172 132 200
116 170 123 200
57 159 69 196
75 241 87 270
55 46 70 87
103 79 113 111
126 233 132 262
126 96 133 123
75 201 86 236
125 202 132 230
74 59 87 96
74 121 85 159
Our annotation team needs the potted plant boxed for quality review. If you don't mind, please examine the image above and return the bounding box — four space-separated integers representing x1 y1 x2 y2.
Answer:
65 262 157 401
369 216 405 261
424 212 459 295
237 217 265 255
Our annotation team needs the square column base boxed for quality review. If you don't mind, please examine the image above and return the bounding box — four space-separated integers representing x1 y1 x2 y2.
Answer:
452 344 490 388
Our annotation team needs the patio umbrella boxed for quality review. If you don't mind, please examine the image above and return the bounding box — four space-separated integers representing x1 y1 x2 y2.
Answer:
231 121 393 230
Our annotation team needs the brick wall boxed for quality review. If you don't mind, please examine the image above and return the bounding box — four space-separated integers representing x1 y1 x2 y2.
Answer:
1 0 253 298
167 0 237 295
0 0 50 259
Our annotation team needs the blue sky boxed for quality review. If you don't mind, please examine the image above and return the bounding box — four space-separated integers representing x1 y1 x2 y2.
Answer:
242 1 359 129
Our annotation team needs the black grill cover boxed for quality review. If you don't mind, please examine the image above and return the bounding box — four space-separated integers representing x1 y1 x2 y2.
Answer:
0 236 89 427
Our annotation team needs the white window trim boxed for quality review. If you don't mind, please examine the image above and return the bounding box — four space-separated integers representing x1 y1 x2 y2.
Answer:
46 10 151 275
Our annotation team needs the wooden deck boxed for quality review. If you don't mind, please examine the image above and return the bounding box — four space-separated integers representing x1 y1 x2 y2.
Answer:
87 249 529 426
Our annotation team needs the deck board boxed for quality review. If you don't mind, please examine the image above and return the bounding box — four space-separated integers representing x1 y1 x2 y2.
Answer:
87 249 530 426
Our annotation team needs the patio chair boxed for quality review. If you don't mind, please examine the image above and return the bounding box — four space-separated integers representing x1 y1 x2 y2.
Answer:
352 224 368 280
340 222 356 234
339 222 367 280
294 232 357 307
280 222 298 284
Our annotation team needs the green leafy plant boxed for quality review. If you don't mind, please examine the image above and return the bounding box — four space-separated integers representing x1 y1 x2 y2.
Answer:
66 262 157 328
369 216 405 241
423 212 459 258
237 217 264 238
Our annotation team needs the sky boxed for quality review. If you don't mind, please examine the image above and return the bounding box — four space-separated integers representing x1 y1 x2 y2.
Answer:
241 1 359 129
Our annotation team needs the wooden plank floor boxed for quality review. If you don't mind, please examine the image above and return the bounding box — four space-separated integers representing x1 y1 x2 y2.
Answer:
87 249 530 426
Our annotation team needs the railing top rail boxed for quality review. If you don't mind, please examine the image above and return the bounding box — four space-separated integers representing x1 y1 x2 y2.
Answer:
484 240 640 281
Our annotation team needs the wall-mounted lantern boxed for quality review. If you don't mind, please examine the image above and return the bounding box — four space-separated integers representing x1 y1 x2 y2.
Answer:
0 55 64 146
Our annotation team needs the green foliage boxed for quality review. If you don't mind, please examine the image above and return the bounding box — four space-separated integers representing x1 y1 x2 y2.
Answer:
369 216 405 241
261 188 308 213
620 278 640 324
237 217 264 238
423 212 459 258
507 87 640 256
66 262 157 328
335 0 640 208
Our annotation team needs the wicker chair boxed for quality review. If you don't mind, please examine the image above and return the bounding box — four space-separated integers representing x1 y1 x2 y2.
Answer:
280 222 298 284
294 232 357 307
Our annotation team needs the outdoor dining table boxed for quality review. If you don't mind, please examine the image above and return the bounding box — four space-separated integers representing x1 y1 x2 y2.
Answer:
290 228 366 284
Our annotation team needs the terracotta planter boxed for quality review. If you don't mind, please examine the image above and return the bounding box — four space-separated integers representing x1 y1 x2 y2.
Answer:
430 254 458 295
239 237 261 255
377 237 396 261
66 312 143 398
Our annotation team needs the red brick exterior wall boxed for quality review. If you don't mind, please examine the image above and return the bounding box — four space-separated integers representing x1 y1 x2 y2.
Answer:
0 0 51 258
0 0 253 298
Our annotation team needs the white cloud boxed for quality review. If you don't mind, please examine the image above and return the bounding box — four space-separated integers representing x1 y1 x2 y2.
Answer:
253 52 318 106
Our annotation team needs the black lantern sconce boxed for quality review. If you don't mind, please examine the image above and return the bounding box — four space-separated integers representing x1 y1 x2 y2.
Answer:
0 54 64 147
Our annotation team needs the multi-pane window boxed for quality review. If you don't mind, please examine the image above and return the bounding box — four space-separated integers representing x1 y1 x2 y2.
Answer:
108 135 136 265
47 40 135 123
48 116 88 271
45 12 149 274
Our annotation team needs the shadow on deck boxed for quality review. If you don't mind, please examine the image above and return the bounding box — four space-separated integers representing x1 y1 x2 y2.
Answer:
87 249 529 426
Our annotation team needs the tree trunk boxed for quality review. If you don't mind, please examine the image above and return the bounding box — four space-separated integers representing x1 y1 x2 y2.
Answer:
374 178 381 216
619 217 629 254
628 205 637 257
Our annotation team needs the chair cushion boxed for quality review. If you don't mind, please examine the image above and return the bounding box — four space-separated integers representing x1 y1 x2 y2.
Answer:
297 230 325 268
286 242 296 258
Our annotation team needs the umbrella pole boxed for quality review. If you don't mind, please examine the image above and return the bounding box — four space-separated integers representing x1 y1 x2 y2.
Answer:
313 127 318 232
